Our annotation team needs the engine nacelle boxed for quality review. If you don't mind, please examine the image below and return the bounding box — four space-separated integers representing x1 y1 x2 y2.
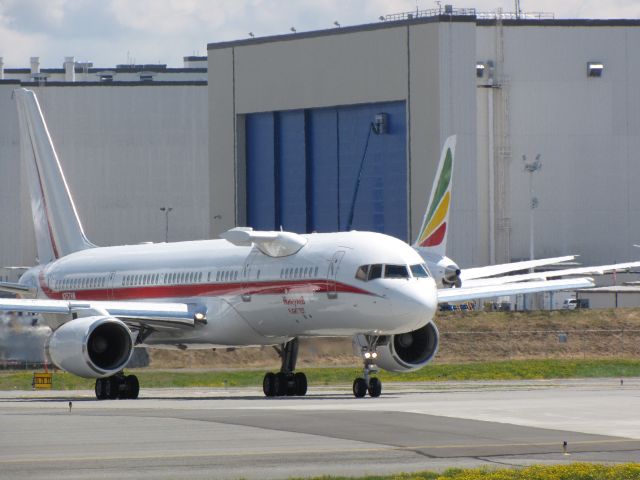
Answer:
374 322 439 373
47 316 134 378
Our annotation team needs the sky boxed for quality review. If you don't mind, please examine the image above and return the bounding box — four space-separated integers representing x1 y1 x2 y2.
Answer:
1 0 639 68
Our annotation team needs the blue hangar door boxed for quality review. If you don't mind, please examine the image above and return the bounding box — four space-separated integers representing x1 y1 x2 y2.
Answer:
245 101 407 241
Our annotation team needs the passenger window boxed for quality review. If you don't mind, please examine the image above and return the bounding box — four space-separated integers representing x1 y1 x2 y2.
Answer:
385 265 409 279
411 264 430 278
355 265 370 281
368 264 383 280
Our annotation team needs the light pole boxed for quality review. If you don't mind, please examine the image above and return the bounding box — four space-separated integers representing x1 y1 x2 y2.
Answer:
523 154 542 311
523 154 542 263
160 207 173 243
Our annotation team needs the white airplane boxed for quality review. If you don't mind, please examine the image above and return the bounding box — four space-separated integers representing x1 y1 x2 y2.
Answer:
0 89 594 400
412 136 638 288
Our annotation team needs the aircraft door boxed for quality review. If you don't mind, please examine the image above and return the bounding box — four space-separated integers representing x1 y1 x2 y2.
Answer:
107 271 117 300
327 251 345 299
242 249 259 302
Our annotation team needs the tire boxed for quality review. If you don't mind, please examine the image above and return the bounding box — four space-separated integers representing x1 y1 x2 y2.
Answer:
95 378 107 400
286 374 297 396
125 375 140 399
263 372 276 397
104 377 119 400
368 377 382 398
353 377 367 398
274 372 287 396
294 372 307 396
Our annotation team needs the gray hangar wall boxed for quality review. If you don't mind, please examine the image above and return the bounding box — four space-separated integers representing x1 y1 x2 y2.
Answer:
476 21 640 265
0 82 209 267
208 17 478 267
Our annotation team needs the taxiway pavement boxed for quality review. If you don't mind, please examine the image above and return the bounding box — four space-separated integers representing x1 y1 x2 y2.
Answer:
1 378 639 479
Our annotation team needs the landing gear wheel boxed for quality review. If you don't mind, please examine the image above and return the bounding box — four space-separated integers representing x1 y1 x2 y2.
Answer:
95 378 107 400
124 375 140 399
104 377 119 399
263 372 276 397
294 372 307 396
368 377 382 398
263 339 309 398
353 377 368 398
274 372 287 396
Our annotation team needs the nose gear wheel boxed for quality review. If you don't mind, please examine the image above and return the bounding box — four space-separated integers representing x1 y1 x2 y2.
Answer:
353 335 383 398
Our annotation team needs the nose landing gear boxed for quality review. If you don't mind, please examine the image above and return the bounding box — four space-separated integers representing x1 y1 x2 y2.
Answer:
352 335 382 398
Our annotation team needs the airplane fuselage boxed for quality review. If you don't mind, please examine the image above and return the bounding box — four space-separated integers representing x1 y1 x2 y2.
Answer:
20 231 438 348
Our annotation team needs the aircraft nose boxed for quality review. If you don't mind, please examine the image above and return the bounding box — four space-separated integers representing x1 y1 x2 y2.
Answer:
387 279 438 331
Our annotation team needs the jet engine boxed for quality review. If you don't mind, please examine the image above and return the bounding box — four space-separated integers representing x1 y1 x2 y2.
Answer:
442 265 462 288
374 321 439 373
46 316 134 378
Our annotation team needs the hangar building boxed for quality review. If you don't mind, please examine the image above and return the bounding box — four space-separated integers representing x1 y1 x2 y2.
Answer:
207 10 640 269
0 9 639 273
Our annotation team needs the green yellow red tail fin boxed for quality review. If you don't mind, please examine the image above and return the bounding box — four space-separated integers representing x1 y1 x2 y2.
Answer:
414 135 456 256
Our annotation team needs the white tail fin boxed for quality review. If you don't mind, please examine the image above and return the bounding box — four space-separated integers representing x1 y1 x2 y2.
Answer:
413 135 456 256
14 88 94 263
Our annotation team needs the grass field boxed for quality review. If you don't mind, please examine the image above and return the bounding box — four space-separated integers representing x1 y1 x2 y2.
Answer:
298 463 640 479
2 358 640 391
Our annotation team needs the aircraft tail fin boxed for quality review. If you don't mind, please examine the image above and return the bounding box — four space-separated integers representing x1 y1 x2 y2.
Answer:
14 88 94 264
413 135 456 256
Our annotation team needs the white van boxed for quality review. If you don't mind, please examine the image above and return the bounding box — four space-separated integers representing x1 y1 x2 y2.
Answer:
562 298 578 310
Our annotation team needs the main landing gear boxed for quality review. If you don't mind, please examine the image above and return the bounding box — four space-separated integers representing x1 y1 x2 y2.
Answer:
95 372 139 400
353 335 382 398
263 338 308 397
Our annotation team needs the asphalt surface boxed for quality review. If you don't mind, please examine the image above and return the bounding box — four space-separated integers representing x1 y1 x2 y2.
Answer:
1 378 639 479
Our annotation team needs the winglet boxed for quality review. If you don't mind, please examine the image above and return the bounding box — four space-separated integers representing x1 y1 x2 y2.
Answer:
14 88 94 263
414 135 456 255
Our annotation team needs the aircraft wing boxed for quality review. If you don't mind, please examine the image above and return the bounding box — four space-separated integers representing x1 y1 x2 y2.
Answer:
463 261 640 288
437 277 594 304
459 255 576 282
0 298 207 331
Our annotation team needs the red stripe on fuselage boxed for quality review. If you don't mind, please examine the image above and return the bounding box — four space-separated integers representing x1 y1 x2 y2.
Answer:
38 277 373 301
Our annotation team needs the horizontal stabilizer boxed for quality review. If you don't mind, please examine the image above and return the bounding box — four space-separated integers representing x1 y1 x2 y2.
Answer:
220 227 307 257
437 277 595 304
0 282 37 298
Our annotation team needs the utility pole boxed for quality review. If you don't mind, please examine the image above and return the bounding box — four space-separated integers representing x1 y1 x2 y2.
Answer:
160 207 173 243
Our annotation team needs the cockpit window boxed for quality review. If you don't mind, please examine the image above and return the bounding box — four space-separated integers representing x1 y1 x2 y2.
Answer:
410 263 430 278
368 264 383 280
355 265 369 281
384 264 410 279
